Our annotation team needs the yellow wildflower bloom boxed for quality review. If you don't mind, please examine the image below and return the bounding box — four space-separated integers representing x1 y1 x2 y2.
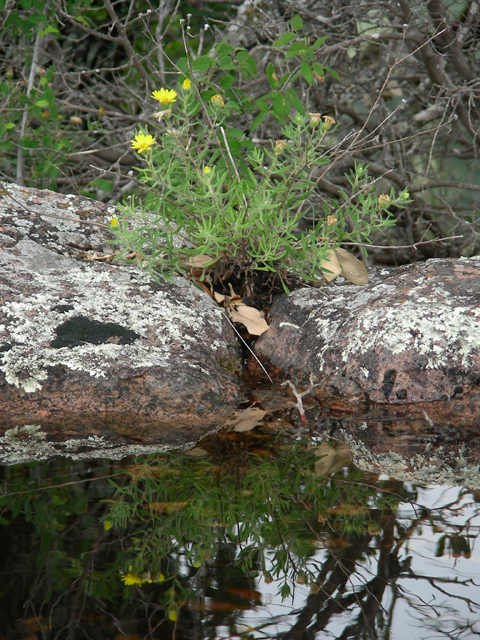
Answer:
110 218 119 228
131 133 156 154
210 94 224 108
151 88 177 105
169 609 178 621
103 519 112 530
121 573 144 586
203 165 211 174
182 78 191 91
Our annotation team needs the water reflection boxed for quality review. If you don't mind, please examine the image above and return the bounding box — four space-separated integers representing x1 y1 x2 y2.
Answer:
0 433 479 639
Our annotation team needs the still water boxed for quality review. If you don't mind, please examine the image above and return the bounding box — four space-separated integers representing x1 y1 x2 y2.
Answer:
1 427 479 640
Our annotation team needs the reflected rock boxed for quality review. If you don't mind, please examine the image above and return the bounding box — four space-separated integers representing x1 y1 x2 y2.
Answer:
0 182 243 463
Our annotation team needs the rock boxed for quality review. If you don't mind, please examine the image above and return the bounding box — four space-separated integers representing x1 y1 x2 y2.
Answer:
0 182 243 463
255 259 480 424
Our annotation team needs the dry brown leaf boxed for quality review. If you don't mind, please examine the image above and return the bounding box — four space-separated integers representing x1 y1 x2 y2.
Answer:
229 304 269 335
226 406 268 432
186 254 216 268
315 442 352 476
320 248 342 282
214 292 226 303
334 247 369 284
185 447 209 457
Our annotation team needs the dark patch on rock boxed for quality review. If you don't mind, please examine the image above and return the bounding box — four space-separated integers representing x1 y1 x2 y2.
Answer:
50 316 140 348
0 344 12 353
53 304 75 314
381 369 397 399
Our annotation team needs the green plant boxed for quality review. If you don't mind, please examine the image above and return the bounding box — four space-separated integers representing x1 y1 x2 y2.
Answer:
110 19 410 288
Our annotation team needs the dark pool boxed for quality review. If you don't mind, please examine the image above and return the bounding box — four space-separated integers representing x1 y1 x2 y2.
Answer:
1 429 479 640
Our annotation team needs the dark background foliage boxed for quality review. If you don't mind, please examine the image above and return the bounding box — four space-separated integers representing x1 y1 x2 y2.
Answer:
1 0 480 264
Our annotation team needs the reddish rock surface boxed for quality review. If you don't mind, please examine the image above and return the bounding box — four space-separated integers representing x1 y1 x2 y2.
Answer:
255 259 480 426
0 182 243 463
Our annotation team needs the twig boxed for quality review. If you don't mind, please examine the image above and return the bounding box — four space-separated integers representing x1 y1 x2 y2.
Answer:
281 374 318 425
340 235 463 250
222 312 273 384
3 192 110 230
16 1 51 185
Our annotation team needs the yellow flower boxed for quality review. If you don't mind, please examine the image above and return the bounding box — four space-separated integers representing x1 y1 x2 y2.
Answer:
182 78 191 91
103 519 112 530
203 165 211 174
326 215 337 226
210 94 224 108
121 573 144 586
131 133 156 154
151 88 177 105
168 609 178 621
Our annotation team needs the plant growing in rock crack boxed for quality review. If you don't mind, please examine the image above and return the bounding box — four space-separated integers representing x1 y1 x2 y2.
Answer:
110 17 411 292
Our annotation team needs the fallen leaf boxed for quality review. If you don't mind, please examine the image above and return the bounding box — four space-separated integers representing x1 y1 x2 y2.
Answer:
320 248 342 282
229 304 269 336
185 447 209 457
214 291 226 303
142 501 187 513
315 442 352 476
186 254 216 268
226 406 267 432
334 247 369 284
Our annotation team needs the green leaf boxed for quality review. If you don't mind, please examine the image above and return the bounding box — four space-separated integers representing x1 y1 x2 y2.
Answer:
286 41 306 60
273 32 296 47
286 88 305 114
266 63 278 88
177 57 189 73
272 93 290 116
308 36 328 51
300 61 313 85
35 99 49 107
217 55 233 70
216 41 234 55
28 12 48 23
325 66 340 80
20 137 38 149
192 56 214 73
92 179 113 191
313 62 324 76
227 128 244 139
5 122 16 130
220 74 234 90
250 110 268 131
291 15 303 31
236 51 256 77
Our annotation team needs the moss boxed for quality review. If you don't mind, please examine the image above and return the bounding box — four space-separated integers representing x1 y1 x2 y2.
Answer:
217 350 243 377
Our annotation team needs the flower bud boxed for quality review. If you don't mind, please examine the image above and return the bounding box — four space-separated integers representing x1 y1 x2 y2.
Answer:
309 112 321 126
274 140 286 154
210 94 224 108
378 194 391 209
323 115 335 130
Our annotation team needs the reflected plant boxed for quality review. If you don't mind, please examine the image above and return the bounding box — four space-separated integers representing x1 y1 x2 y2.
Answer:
104 440 403 603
